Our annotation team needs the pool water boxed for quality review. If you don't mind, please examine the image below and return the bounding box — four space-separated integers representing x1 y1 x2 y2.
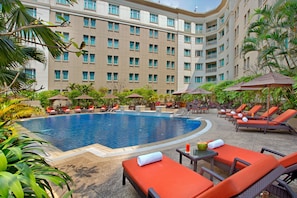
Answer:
19 113 201 151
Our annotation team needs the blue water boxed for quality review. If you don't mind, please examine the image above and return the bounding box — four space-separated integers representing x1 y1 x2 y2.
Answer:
18 113 201 151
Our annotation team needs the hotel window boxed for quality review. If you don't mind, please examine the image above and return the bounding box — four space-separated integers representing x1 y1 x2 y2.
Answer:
134 73 139 81
184 49 191 57
56 0 69 4
184 76 190 83
167 18 175 27
150 13 158 23
149 59 153 67
130 41 139 51
219 59 224 67
90 54 95 63
195 50 203 57
90 72 95 81
171 76 175 82
63 52 69 61
56 13 69 24
166 75 170 82
195 76 202 83
109 4 119 15
195 37 203 44
149 29 158 38
184 36 191 43
153 75 158 82
154 45 158 53
63 32 69 42
195 63 203 70
90 18 96 28
166 61 170 68
135 58 139 66
90 36 96 46
184 22 191 32
62 70 68 80
25 69 36 79
107 72 112 81
171 62 175 69
84 0 96 10
108 38 113 48
219 73 224 81
83 53 88 63
184 62 191 70
171 48 175 55
113 73 118 81
196 24 203 33
129 73 133 81
135 42 140 51
114 56 119 65
108 22 119 32
83 35 89 45
154 60 158 67
148 74 153 82
219 44 224 53
114 39 119 48
107 55 112 64
149 44 153 53
130 9 140 20
27 7 37 17
55 70 61 80
83 18 89 27
130 26 140 35
166 47 170 55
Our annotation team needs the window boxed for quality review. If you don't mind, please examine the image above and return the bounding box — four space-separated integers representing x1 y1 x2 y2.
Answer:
149 44 153 53
184 76 190 83
114 39 119 48
219 73 224 81
154 45 158 53
148 74 153 82
154 60 158 67
109 4 119 15
113 73 118 81
63 32 69 42
134 73 139 81
148 59 153 67
25 69 36 79
63 52 69 61
83 17 89 27
130 41 139 51
195 37 203 44
90 19 96 28
90 54 95 63
195 76 203 83
114 56 118 65
56 0 69 5
184 49 191 57
27 8 36 17
90 36 96 46
219 59 224 67
166 61 170 68
130 26 140 35
196 24 203 33
84 0 96 10
184 22 191 32
108 38 113 48
107 55 112 64
219 44 224 53
135 58 139 66
149 29 158 38
107 73 112 81
129 73 133 81
62 70 68 80
195 50 203 57
184 36 191 43
150 14 158 23
90 72 95 81
108 22 119 32
167 18 175 27
195 63 203 70
184 62 191 70
130 9 140 19
166 47 170 55
83 53 88 63
55 70 61 80
171 48 175 55
167 33 175 41
83 35 89 45
153 75 158 82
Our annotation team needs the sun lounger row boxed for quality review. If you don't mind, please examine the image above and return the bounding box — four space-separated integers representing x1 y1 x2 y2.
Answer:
122 153 294 198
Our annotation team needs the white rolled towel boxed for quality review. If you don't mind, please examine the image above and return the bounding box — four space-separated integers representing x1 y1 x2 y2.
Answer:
208 139 224 149
237 113 243 118
231 110 236 114
242 117 248 122
137 151 163 167
220 109 226 112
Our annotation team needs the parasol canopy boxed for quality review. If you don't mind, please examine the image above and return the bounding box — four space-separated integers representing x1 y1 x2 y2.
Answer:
189 87 212 94
224 82 261 91
126 93 143 98
74 94 94 100
172 88 191 95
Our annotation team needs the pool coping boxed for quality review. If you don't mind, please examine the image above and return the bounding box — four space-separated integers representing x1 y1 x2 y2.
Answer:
16 114 212 162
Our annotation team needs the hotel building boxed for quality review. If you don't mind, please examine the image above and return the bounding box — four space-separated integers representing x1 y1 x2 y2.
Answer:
21 0 277 94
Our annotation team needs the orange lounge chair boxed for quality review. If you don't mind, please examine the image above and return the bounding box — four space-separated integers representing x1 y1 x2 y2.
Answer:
231 105 262 122
223 104 247 119
88 105 95 112
246 106 279 120
61 106 71 114
122 154 286 198
235 109 297 134
74 106 82 113
46 107 57 115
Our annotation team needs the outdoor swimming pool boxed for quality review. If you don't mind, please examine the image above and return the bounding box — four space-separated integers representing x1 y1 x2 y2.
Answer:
18 112 201 151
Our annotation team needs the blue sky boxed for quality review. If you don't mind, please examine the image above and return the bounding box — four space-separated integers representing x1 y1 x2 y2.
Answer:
149 0 222 13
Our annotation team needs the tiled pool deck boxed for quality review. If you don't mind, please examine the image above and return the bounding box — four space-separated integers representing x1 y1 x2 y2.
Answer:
19 109 297 197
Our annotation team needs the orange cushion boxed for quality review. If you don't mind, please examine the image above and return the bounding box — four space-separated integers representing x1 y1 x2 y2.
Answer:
197 155 279 198
279 152 297 168
211 144 267 169
237 119 279 125
122 155 213 198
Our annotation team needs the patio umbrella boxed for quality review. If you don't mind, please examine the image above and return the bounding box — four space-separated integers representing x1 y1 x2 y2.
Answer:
48 94 70 108
74 94 94 100
241 72 294 119
102 94 118 99
189 87 212 95
224 82 261 91
172 88 191 95
126 93 143 98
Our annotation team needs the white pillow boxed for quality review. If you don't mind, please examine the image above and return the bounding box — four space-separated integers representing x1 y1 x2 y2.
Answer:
231 111 236 114
237 113 243 118
137 152 163 167
208 139 224 149
220 109 226 112
242 117 248 122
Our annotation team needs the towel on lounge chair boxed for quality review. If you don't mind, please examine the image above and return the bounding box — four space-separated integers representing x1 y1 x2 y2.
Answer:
137 152 163 166
208 139 224 149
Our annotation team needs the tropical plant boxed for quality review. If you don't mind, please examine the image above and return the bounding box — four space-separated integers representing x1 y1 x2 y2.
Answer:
0 97 73 197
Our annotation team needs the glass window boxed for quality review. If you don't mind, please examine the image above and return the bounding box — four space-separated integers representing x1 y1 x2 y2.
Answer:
108 22 113 31
184 49 191 57
83 35 89 45
129 73 133 81
134 73 139 81
84 0 96 10
90 36 96 46
195 63 203 70
171 62 175 69
171 76 175 82
55 70 61 79
82 71 88 81
108 38 113 48
219 73 224 81
184 76 190 83
149 59 153 67
135 27 140 35
55 54 61 61
148 74 152 82
154 30 158 38
114 39 119 48
113 73 118 80
154 45 158 53
153 75 158 82
149 44 153 53
63 52 69 61
63 32 69 42
83 54 88 63
130 57 134 65
109 4 119 15
130 41 134 50
167 18 175 27
63 14 69 22
166 61 170 68
184 36 191 43
25 68 36 79
184 62 191 70
219 59 224 67
90 72 95 81
135 58 139 66
56 0 69 4
196 24 203 33
27 8 36 17
171 48 175 55
154 60 158 67
195 76 202 83
149 29 153 38
107 55 112 64
130 9 140 19
135 42 140 51
62 70 68 80
114 56 118 65
130 26 135 34
56 12 62 23
90 54 95 63
166 47 170 55
195 37 203 44
184 22 191 32
166 75 170 82
114 23 119 31
107 72 112 81
83 17 89 27
90 18 96 28
195 50 203 57
150 14 158 23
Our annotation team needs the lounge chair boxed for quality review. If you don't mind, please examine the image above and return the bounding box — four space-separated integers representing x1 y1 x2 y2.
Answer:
246 106 279 120
74 106 82 113
217 104 247 118
235 109 297 134
46 106 57 115
224 104 247 120
88 105 95 112
122 154 286 198
61 106 71 114
230 105 262 122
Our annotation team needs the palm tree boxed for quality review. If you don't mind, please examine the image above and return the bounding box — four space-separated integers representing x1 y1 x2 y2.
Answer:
0 0 79 93
241 0 297 74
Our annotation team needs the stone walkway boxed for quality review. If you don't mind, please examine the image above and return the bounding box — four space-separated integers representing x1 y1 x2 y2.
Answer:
50 111 297 198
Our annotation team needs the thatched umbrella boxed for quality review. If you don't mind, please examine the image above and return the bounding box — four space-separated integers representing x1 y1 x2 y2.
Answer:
74 94 94 108
48 94 69 108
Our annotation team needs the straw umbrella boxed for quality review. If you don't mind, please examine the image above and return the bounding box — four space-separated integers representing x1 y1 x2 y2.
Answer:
74 94 94 108
102 94 119 107
126 93 143 106
48 94 69 108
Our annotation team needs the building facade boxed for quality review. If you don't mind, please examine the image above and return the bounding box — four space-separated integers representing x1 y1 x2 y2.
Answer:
21 0 276 94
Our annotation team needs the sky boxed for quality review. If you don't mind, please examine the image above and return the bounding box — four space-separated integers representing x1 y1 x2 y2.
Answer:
149 0 222 13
